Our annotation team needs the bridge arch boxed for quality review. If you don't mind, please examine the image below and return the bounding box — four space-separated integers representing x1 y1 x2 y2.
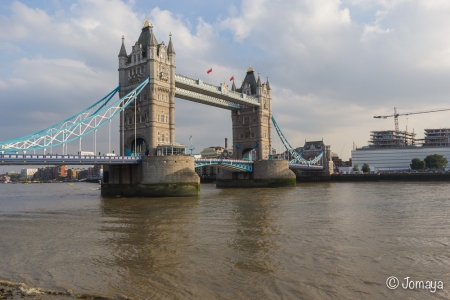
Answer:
242 148 257 161
126 136 147 156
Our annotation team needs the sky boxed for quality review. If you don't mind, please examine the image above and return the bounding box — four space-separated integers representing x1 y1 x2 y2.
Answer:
1 0 450 162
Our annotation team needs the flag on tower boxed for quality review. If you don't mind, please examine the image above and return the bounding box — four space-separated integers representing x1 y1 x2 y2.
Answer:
207 68 212 74
230 76 234 81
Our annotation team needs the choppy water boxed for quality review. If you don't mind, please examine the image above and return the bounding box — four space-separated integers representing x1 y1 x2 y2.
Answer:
0 182 449 299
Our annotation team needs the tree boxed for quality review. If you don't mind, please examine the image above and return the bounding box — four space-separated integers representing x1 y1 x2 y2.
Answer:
410 158 426 170
424 154 448 169
352 164 359 171
362 163 370 173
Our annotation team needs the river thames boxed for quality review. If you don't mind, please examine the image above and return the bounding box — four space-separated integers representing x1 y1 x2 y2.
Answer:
0 182 449 299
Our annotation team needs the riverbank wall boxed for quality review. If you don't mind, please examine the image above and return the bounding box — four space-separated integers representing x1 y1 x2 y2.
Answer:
330 173 450 182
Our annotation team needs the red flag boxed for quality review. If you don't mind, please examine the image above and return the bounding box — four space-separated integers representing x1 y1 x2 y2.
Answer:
230 76 234 81
207 68 212 74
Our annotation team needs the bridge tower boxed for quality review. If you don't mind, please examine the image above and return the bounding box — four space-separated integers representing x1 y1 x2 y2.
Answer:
231 67 272 160
118 19 176 156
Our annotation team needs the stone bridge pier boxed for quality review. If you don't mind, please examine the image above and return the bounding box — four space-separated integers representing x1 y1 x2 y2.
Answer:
101 156 200 197
216 159 296 188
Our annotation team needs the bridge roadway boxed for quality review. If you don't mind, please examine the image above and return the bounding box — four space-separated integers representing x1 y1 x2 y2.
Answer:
0 154 323 171
0 154 141 165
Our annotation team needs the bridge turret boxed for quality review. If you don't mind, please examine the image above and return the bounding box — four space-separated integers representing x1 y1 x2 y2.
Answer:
118 36 128 89
167 33 176 144
147 25 158 59
167 33 175 56
231 80 236 91
256 72 262 96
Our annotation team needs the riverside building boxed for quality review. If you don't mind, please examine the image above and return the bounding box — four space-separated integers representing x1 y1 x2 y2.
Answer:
352 128 450 170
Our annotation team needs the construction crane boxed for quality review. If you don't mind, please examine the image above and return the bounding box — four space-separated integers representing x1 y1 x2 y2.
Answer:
374 107 450 132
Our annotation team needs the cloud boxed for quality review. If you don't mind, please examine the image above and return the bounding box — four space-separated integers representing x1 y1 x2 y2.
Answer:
1 0 450 160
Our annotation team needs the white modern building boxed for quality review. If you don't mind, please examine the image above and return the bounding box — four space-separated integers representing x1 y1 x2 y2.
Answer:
352 147 450 170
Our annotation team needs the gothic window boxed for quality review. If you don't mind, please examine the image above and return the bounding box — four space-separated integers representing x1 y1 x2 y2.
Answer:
165 132 169 140
133 55 136 63
244 117 250 125
157 131 161 142
157 114 160 122
251 133 255 138
165 116 168 123
240 133 244 139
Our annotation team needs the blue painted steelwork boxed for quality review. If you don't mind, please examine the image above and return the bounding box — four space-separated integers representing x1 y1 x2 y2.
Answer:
0 153 141 165
175 73 260 109
271 115 324 166
0 78 150 153
194 159 253 172
288 163 324 170
176 87 241 110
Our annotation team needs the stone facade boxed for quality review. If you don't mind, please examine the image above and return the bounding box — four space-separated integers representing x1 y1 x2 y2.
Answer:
118 19 176 156
102 156 199 197
216 160 296 188
231 67 272 160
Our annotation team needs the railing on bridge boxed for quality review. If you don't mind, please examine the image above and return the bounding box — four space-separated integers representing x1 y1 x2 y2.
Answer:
0 154 141 165
175 88 241 110
288 163 324 170
175 73 260 108
194 158 253 172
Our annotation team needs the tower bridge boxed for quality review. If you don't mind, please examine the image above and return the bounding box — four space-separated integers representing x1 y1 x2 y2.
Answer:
0 19 332 196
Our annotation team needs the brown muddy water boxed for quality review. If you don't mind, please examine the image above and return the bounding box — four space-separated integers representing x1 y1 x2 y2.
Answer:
0 182 449 299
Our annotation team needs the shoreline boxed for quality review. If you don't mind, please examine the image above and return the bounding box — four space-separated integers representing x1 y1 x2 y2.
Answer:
0 280 111 300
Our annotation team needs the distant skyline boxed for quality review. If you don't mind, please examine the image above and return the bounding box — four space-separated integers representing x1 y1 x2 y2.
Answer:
1 0 450 160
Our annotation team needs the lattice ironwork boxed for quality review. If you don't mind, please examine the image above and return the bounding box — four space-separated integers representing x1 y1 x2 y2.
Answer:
175 73 260 107
194 159 253 172
272 115 324 166
0 78 150 152
176 87 242 110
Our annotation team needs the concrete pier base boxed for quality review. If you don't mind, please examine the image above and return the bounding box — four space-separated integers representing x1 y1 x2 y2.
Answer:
101 156 200 197
216 160 296 188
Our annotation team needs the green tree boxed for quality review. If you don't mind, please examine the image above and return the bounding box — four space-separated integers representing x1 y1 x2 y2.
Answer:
410 158 426 170
352 164 359 171
362 163 370 173
424 154 448 169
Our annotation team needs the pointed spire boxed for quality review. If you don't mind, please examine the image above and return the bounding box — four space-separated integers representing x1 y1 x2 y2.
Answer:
118 35 127 57
167 32 175 54
257 72 261 86
232 80 236 91
142 15 151 29
149 24 158 47
266 76 271 90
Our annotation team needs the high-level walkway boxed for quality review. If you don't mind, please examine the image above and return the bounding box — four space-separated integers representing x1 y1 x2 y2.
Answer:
175 74 259 110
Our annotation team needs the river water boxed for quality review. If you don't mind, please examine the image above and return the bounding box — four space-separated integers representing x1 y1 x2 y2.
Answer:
0 182 449 299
